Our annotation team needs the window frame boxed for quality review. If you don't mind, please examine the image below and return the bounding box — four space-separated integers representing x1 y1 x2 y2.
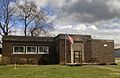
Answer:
26 46 37 54
13 46 25 54
38 46 49 54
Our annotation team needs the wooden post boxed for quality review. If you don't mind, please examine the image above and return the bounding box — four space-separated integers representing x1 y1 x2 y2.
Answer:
14 54 16 69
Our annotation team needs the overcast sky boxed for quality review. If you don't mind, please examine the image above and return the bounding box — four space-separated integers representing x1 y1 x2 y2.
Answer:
18 0 120 48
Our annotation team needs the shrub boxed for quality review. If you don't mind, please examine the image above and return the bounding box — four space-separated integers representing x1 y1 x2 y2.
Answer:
19 58 27 65
0 57 11 65
38 57 50 65
98 63 107 65
110 63 117 65
28 58 38 65
42 58 50 65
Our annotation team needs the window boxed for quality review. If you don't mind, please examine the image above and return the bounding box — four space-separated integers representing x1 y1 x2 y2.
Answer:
26 46 37 54
38 46 49 54
13 46 49 54
13 46 25 54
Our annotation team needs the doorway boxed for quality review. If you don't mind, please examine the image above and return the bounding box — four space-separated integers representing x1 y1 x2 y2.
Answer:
74 51 82 63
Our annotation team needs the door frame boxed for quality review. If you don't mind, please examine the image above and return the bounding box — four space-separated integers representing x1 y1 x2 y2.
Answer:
73 51 82 63
71 43 84 64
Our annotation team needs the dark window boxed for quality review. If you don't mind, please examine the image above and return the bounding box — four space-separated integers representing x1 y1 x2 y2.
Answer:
26 46 37 53
38 46 49 54
13 46 25 53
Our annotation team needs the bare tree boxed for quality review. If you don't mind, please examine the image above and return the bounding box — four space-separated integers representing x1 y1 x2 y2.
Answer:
17 0 48 36
28 10 47 36
0 0 17 36
29 23 52 37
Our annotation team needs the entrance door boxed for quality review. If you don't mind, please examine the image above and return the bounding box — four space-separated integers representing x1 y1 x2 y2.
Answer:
74 51 82 63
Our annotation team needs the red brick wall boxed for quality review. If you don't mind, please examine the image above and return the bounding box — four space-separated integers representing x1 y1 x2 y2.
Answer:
2 41 58 64
84 40 92 63
92 40 115 64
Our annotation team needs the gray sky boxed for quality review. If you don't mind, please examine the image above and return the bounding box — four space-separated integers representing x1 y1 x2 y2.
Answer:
18 0 120 48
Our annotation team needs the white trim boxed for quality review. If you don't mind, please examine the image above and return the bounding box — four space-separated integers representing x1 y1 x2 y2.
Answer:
72 43 84 64
13 46 25 54
82 44 84 62
38 46 49 54
71 44 74 64
26 46 37 54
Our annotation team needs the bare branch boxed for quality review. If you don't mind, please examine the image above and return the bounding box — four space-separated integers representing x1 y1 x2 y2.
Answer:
16 0 49 36
0 0 17 36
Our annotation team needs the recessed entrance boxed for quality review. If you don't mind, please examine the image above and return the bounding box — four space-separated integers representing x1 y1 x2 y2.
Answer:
74 51 82 63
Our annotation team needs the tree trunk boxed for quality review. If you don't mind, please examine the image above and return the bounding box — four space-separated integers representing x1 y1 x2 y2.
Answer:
24 17 27 36
24 27 27 36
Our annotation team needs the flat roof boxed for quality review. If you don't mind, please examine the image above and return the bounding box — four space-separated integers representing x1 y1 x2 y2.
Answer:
3 35 54 42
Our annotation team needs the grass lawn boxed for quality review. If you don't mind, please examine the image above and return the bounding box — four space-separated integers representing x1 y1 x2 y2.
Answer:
0 64 120 78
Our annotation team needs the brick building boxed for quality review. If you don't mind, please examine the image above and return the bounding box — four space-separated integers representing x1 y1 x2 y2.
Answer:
2 34 115 64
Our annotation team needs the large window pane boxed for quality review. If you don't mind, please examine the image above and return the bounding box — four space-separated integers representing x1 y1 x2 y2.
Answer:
39 46 44 52
38 46 49 54
31 47 36 52
44 46 48 53
26 46 37 53
13 46 25 53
